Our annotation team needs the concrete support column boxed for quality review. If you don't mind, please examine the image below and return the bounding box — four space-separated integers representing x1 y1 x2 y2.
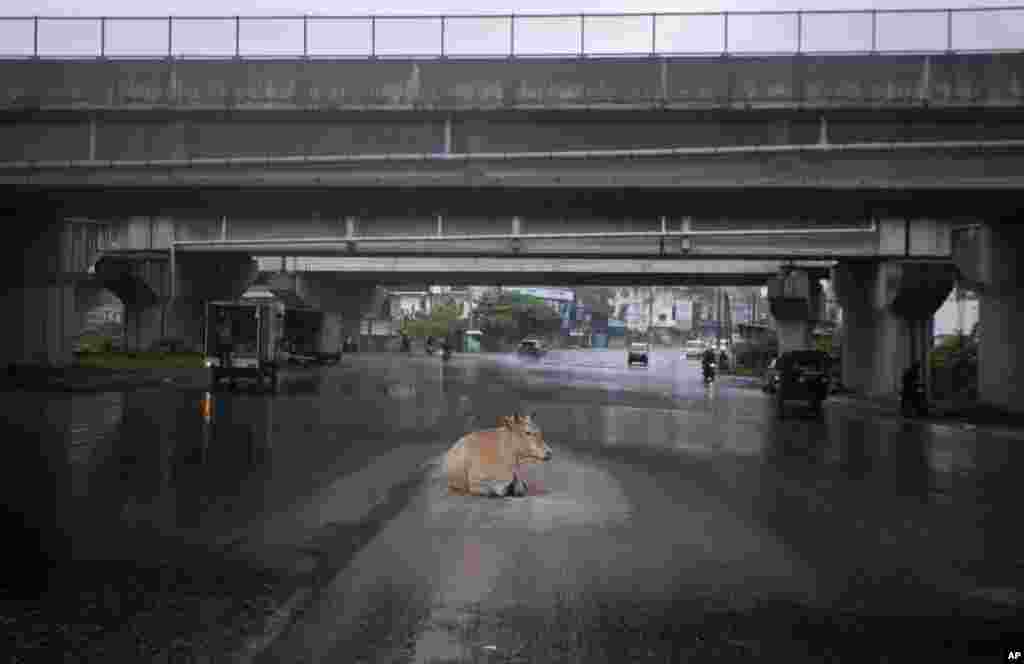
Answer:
977 292 1024 412
97 252 257 353
291 274 384 352
122 297 207 352
832 261 955 399
766 269 821 354
0 220 84 367
955 222 1024 413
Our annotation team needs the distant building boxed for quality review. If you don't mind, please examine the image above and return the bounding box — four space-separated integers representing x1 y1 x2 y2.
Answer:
390 290 432 319
609 287 695 333
388 286 474 324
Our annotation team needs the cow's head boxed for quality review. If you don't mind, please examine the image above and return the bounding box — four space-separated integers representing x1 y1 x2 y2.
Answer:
502 412 553 463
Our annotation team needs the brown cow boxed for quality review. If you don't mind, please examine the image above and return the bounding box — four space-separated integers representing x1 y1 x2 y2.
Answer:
445 413 553 497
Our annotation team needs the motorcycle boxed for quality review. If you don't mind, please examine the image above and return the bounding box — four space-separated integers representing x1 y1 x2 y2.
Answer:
441 346 452 361
703 362 716 385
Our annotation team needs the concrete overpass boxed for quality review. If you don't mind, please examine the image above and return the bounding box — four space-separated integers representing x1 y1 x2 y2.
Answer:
1 22 1021 412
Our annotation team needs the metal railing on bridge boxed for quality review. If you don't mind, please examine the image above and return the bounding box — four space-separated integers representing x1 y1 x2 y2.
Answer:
0 6 1022 60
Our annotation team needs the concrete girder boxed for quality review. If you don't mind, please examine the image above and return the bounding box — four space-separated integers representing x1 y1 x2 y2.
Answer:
3 54 1024 111
261 256 832 286
10 109 1024 165
269 273 387 352
4 145 1024 190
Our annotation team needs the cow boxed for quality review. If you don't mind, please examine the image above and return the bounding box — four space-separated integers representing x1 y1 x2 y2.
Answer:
445 413 553 497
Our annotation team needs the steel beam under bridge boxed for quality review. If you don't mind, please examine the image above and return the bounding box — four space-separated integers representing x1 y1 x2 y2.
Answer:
255 256 833 287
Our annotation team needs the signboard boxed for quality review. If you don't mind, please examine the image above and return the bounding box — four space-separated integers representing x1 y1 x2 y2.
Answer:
505 287 575 302
701 321 721 336
732 303 753 324
672 300 694 326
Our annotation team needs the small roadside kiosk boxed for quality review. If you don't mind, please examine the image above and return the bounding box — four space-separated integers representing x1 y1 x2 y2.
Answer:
464 330 482 353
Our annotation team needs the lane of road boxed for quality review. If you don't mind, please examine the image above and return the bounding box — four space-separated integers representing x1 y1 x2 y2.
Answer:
4 350 1021 661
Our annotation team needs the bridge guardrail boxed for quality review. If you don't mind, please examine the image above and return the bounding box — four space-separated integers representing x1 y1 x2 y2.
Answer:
0 7 1022 60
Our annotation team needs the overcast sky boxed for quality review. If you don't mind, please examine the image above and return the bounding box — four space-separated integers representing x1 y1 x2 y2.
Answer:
12 0 1024 14
5 0 1023 56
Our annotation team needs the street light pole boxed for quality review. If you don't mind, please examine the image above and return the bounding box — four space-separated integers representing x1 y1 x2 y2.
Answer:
648 286 654 346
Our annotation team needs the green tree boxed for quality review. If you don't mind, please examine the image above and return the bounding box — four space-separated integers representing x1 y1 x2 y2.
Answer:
474 291 561 346
401 300 463 339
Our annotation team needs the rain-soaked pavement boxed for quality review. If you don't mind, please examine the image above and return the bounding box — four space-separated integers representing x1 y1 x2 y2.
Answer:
2 350 1023 662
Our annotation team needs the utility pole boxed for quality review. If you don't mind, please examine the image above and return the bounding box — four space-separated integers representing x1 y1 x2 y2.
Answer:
648 286 655 345
716 287 723 352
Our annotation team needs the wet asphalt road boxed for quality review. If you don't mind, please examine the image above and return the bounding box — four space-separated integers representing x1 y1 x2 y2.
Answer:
4 349 1023 661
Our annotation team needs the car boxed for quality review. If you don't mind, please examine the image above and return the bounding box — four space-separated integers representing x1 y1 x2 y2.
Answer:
517 339 547 358
773 350 832 418
762 356 780 393
628 342 650 367
683 340 706 359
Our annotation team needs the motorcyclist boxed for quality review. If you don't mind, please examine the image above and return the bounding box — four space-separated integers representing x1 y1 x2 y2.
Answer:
425 335 435 355
441 337 452 360
701 347 716 383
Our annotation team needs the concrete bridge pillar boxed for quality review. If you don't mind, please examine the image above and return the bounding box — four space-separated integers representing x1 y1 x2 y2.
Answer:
0 216 109 367
275 274 386 352
831 261 956 399
95 252 257 352
954 222 1024 413
766 269 822 354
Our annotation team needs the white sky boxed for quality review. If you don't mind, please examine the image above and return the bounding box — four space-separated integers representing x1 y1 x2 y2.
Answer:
5 1 1023 56
12 1 1024 15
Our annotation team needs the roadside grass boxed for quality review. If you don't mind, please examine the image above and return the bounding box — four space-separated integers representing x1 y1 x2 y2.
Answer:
730 366 760 377
74 352 206 370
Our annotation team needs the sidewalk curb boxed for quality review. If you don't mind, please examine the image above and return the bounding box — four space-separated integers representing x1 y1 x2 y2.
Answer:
830 394 1024 438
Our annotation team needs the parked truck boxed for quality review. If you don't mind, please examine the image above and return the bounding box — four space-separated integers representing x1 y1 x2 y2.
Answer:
281 308 339 366
204 299 284 392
